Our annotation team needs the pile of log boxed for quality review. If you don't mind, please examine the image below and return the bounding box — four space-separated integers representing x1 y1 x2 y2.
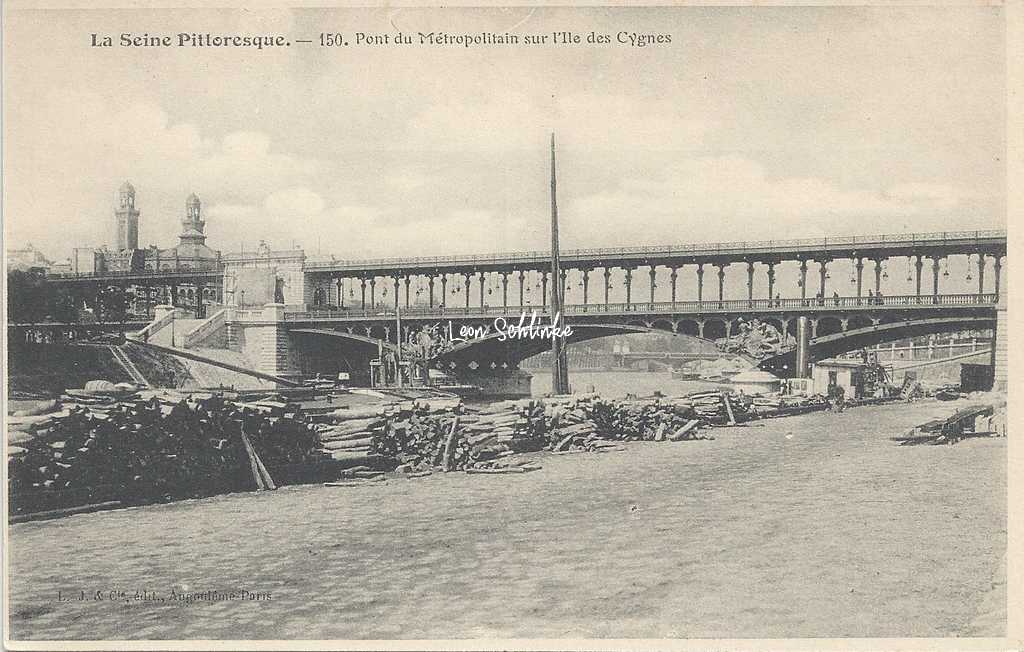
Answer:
747 394 829 417
8 394 327 515
538 394 712 452
463 398 549 455
688 390 753 425
315 406 389 465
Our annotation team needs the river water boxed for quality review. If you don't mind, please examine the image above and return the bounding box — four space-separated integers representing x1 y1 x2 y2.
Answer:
530 369 722 398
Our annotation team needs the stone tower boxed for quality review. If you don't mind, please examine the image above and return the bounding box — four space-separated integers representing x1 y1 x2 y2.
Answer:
179 193 207 247
115 181 140 250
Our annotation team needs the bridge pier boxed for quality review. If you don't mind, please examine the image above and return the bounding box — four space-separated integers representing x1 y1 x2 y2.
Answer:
914 255 924 298
993 256 1002 297
795 315 811 378
994 296 1007 390
669 267 678 305
746 262 755 306
977 255 986 296
799 259 808 302
932 257 941 303
696 264 704 304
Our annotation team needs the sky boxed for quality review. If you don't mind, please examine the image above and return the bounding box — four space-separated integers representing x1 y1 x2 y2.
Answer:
3 5 1007 265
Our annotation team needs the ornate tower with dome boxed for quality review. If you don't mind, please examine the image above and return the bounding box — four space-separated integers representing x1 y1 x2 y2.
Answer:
178 193 208 249
114 181 140 251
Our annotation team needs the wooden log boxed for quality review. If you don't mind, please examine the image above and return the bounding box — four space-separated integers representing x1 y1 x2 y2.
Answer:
322 418 385 435
8 431 33 446
239 430 268 490
722 395 737 425
329 407 387 421
9 501 122 524
653 423 667 442
319 429 373 443
554 432 577 452
321 437 375 451
328 450 378 462
465 432 497 446
442 416 461 472
669 420 701 441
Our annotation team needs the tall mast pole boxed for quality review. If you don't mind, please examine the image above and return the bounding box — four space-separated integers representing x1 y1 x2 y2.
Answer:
550 133 570 395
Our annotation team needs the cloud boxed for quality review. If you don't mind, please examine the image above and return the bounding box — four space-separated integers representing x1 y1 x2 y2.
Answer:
565 155 974 246
265 188 326 216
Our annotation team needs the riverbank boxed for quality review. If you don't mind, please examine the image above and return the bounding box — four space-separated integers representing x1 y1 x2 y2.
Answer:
7 399 1005 640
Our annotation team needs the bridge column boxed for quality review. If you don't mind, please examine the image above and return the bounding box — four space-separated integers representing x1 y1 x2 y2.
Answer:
582 268 590 306
649 265 657 303
501 272 509 310
799 259 808 303
716 264 726 304
603 268 611 307
932 256 941 303
977 254 986 296
855 258 864 302
670 267 678 306
370 277 376 308
873 258 883 299
479 271 486 308
696 264 704 304
360 278 367 309
624 267 634 309
337 278 344 308
559 269 567 307
746 262 755 306
441 275 448 307
810 318 818 339
519 270 526 306
404 276 411 308
428 275 436 308
818 259 828 300
993 256 1002 300
766 263 776 303
914 255 924 299
541 271 548 310
464 272 472 309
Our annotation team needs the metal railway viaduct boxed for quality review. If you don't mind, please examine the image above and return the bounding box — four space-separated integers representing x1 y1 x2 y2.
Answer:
28 230 1007 392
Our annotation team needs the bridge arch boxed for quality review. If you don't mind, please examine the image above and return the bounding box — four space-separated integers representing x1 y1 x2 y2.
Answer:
759 315 995 375
651 319 675 333
702 318 729 341
816 316 844 337
677 319 700 337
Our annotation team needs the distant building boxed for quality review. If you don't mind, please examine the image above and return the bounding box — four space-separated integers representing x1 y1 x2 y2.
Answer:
63 182 221 275
7 243 54 272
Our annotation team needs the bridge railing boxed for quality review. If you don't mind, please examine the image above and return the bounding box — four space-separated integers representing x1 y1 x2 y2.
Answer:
43 230 1007 280
181 309 227 348
304 229 1006 271
276 293 997 321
